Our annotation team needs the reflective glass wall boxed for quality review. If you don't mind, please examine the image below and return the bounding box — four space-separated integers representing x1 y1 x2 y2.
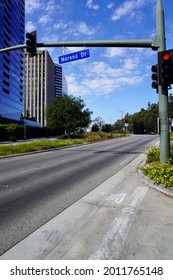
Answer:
0 0 25 122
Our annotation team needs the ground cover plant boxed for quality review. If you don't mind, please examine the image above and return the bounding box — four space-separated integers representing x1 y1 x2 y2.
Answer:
141 138 173 188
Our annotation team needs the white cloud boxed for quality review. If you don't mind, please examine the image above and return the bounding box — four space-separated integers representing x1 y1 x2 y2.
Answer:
123 58 139 70
66 75 89 96
86 0 100 11
103 48 126 58
25 0 42 14
111 0 151 21
53 20 68 30
53 20 96 37
66 60 145 97
77 22 96 36
45 0 57 13
38 15 52 26
107 3 114 9
111 1 134 21
25 21 36 32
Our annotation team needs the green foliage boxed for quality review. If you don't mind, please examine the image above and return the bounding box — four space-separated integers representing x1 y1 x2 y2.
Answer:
6 123 19 135
0 124 8 141
114 102 159 134
46 95 92 135
112 133 128 138
8 136 18 142
101 124 112 132
91 124 99 132
84 132 112 141
0 123 58 142
142 163 173 188
114 95 173 135
0 132 128 156
0 139 84 156
146 146 160 163
141 144 173 188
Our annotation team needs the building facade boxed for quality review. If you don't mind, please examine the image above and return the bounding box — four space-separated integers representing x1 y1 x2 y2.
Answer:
0 0 25 122
54 63 68 96
54 63 63 97
24 50 55 127
62 73 68 95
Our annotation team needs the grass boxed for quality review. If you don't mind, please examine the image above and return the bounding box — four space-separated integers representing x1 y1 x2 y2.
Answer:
0 132 128 156
0 139 84 156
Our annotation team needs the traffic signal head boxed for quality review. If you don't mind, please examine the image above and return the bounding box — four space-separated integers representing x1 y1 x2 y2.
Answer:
151 64 158 92
158 49 173 87
26 31 37 57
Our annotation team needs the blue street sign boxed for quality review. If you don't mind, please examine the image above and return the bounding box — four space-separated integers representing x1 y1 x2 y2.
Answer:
59 49 90 64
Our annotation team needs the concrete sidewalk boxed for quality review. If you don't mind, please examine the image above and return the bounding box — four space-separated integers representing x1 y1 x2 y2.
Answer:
1 152 173 260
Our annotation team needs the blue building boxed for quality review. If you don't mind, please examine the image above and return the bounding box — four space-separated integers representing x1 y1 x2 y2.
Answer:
0 0 25 123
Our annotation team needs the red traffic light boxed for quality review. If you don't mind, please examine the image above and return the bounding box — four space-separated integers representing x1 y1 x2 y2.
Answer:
158 48 173 86
162 53 171 61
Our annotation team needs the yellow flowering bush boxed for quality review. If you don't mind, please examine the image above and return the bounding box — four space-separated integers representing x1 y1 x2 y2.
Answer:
141 144 173 188
142 163 173 188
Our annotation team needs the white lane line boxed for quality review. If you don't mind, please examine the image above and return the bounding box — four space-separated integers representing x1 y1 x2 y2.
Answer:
120 155 134 165
90 186 148 260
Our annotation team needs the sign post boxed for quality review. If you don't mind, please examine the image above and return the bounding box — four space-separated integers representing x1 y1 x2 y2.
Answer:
156 0 170 162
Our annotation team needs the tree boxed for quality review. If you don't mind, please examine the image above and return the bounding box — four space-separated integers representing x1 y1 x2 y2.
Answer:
91 124 99 132
46 95 92 136
92 116 105 131
101 124 112 132
114 102 159 134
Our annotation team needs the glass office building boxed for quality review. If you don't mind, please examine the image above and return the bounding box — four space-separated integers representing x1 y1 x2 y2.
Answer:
0 0 25 122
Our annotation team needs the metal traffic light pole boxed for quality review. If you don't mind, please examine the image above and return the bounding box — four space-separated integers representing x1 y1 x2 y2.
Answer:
0 0 169 162
156 0 170 162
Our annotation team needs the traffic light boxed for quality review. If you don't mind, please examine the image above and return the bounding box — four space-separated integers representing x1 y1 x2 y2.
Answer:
158 49 173 87
151 64 158 92
26 31 37 57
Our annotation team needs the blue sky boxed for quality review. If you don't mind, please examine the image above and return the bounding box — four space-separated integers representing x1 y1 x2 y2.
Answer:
25 0 173 124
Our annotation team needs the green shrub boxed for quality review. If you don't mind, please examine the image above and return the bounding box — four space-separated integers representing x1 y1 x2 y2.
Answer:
141 163 173 188
141 144 173 188
146 146 160 163
146 145 173 163
112 133 128 138
8 136 18 142
83 132 109 141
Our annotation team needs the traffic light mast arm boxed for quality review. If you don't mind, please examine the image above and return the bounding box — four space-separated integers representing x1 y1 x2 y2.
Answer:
0 44 26 53
37 39 156 49
0 38 159 54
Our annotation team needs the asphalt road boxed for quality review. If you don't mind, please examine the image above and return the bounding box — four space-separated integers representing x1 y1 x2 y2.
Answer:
0 134 158 255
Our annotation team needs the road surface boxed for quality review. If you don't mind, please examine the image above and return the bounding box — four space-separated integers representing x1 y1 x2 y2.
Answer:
0 134 158 255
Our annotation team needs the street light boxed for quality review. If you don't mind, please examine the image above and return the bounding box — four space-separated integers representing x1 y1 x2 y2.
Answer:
116 109 127 120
